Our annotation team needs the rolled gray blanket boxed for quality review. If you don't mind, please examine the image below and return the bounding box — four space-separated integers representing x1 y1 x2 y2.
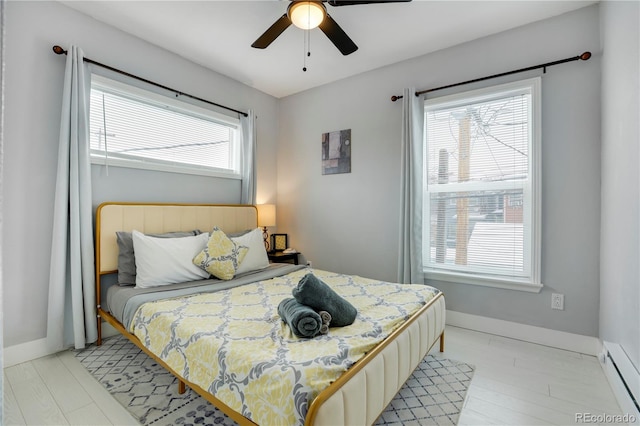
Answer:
292 273 357 327
277 297 323 338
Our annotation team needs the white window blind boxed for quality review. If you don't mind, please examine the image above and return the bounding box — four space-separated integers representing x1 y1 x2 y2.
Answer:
89 76 240 177
423 78 541 291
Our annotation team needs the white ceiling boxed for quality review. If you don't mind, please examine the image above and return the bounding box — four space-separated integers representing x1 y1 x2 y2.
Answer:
60 0 596 98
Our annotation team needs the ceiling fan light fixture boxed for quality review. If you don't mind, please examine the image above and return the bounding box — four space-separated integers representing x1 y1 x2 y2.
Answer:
288 1 326 30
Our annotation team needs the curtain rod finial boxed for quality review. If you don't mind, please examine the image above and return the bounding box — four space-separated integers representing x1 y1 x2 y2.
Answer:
391 95 401 102
580 51 591 61
53 45 66 55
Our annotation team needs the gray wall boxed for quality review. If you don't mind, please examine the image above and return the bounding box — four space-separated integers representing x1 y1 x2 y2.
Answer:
278 5 602 337
2 1 279 347
599 1 640 370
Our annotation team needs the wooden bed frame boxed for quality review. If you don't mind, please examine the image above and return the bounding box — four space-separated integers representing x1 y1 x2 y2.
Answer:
95 202 446 426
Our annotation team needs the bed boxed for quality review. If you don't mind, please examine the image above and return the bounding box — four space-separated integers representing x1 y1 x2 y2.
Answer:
95 202 446 426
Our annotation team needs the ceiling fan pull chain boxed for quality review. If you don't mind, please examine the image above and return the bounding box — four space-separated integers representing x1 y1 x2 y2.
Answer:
303 28 311 72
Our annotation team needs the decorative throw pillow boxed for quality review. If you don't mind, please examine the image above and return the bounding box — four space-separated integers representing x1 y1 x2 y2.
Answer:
231 228 270 275
193 227 249 280
132 231 210 288
116 229 201 285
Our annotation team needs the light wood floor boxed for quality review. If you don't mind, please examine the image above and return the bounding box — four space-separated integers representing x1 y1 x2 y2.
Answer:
3 325 623 425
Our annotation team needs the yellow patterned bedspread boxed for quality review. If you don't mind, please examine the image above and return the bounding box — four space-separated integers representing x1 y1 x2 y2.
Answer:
130 268 439 425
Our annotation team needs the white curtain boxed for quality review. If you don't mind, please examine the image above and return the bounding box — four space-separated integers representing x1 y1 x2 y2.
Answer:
47 45 97 351
398 88 424 284
240 110 257 205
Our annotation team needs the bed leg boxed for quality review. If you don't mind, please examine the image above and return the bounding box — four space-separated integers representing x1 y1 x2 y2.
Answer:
439 331 445 352
97 314 103 346
178 380 186 394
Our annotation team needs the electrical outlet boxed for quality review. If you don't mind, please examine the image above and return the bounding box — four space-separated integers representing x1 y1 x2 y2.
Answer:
551 293 564 310
307 260 313 267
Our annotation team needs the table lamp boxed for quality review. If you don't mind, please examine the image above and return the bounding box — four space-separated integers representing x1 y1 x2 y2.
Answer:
257 204 276 251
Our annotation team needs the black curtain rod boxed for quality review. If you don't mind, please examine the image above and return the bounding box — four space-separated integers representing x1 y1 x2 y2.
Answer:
391 51 592 102
52 45 248 117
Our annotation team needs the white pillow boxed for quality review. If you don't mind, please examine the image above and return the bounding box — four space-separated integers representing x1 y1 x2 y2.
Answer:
132 230 210 288
231 228 270 275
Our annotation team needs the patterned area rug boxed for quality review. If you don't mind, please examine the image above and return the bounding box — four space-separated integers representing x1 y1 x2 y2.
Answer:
75 335 474 426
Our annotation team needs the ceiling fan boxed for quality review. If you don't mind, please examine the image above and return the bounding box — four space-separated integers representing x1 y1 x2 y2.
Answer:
251 0 412 56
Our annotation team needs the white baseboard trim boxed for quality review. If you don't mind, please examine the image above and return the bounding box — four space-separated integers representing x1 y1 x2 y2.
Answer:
102 322 119 339
4 337 53 368
446 310 601 355
3 323 120 367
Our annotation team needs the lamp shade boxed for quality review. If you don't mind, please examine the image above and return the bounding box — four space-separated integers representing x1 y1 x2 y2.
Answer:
288 1 326 30
257 204 276 227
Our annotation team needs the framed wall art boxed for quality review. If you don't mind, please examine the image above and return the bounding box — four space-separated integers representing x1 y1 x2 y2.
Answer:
322 128 351 175
271 233 288 252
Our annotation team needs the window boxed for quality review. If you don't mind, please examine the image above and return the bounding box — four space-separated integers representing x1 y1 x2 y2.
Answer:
423 78 541 292
89 75 241 178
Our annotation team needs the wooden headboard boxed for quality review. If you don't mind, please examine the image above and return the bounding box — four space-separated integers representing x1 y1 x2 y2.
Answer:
95 202 258 275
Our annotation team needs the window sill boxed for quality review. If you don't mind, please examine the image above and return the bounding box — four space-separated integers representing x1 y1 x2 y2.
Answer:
424 270 543 293
90 155 241 180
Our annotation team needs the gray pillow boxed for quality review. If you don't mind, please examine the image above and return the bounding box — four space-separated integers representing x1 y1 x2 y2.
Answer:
226 229 252 238
116 230 202 285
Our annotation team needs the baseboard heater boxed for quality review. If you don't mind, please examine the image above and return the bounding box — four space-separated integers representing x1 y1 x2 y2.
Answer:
601 341 640 422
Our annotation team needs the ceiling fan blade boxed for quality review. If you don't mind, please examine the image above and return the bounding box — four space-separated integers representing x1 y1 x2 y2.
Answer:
327 0 411 6
318 14 358 56
251 14 292 49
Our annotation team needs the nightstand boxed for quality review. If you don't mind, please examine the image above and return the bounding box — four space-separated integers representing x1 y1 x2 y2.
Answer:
268 251 300 265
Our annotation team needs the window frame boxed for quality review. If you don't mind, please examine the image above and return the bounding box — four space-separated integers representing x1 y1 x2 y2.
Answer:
422 77 542 293
89 74 242 179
